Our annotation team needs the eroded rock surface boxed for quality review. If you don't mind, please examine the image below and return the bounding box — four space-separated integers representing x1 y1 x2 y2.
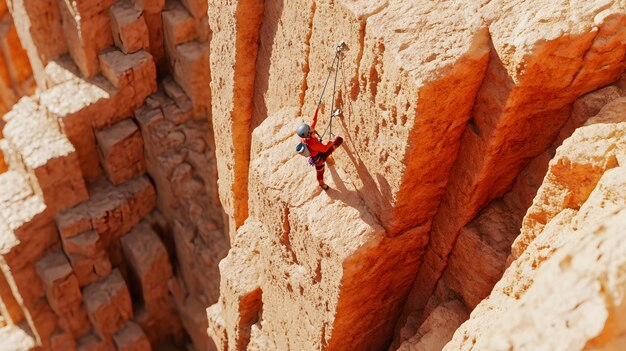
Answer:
0 0 626 350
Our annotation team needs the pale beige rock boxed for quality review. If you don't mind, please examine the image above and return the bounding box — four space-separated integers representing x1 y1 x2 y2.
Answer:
41 52 156 179
2 97 88 213
83 269 133 338
208 0 264 230
95 118 146 185
446 167 626 351
401 2 626 340
514 98 626 259
43 55 81 88
304 1 489 236
0 324 36 351
109 0 150 54
208 110 430 351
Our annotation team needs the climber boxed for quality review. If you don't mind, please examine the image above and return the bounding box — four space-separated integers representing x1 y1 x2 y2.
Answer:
296 106 343 190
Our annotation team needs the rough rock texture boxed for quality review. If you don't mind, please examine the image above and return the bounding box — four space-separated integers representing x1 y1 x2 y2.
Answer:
397 2 626 346
208 109 431 351
445 102 626 350
0 0 223 348
2 0 626 351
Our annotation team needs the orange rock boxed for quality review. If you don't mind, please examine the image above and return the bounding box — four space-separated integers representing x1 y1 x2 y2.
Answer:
113 321 151 351
62 230 112 287
83 269 133 338
207 0 264 231
120 222 173 313
8 0 67 88
55 176 156 246
109 0 150 54
95 118 146 185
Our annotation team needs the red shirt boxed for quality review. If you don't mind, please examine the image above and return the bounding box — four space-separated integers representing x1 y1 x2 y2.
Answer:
302 136 332 156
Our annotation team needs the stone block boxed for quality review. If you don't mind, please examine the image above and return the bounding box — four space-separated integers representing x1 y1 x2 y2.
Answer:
110 0 150 54
134 0 165 13
83 269 133 338
35 250 82 315
99 49 156 89
172 40 209 117
113 321 151 351
56 302 91 338
43 55 81 88
95 118 146 185
62 231 112 286
77 333 114 351
58 0 114 77
55 176 156 245
162 2 196 48
121 223 172 313
1 98 88 213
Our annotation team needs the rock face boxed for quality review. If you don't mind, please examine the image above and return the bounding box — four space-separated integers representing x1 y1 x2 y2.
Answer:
0 0 223 349
0 0 626 351
445 102 626 350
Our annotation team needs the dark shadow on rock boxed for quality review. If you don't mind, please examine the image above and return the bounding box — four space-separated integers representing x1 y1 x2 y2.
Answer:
250 0 284 131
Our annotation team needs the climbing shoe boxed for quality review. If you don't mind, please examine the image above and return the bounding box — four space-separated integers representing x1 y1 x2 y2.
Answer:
320 184 329 191
334 136 343 148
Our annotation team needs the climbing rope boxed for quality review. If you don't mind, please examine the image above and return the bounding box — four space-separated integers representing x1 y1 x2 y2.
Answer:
315 41 345 142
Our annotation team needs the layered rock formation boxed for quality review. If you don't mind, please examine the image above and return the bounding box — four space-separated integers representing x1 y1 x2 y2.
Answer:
0 0 224 349
0 0 625 351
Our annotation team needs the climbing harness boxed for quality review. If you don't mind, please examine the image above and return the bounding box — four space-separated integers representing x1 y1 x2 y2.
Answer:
316 41 346 142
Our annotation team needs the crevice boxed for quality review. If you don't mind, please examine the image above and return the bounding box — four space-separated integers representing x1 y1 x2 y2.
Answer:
297 0 317 116
237 288 263 350
350 20 366 101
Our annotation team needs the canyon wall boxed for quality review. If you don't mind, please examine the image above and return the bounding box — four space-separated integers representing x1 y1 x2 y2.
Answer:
0 0 625 351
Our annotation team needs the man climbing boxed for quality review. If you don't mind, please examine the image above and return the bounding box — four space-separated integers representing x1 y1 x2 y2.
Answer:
296 106 343 190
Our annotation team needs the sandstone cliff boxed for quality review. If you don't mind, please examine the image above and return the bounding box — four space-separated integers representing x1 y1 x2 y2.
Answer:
0 0 624 351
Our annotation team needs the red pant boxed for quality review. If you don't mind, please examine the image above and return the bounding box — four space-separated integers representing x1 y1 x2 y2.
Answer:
314 137 343 185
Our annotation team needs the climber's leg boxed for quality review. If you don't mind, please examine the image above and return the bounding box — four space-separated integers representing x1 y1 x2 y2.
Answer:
325 136 344 159
316 162 328 190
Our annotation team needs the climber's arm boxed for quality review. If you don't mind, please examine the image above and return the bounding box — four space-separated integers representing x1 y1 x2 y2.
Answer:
311 106 319 129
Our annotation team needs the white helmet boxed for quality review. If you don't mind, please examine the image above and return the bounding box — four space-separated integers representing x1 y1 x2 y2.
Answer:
296 123 312 138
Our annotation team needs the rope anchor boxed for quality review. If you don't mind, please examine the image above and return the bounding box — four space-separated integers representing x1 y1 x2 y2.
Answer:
316 41 347 142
